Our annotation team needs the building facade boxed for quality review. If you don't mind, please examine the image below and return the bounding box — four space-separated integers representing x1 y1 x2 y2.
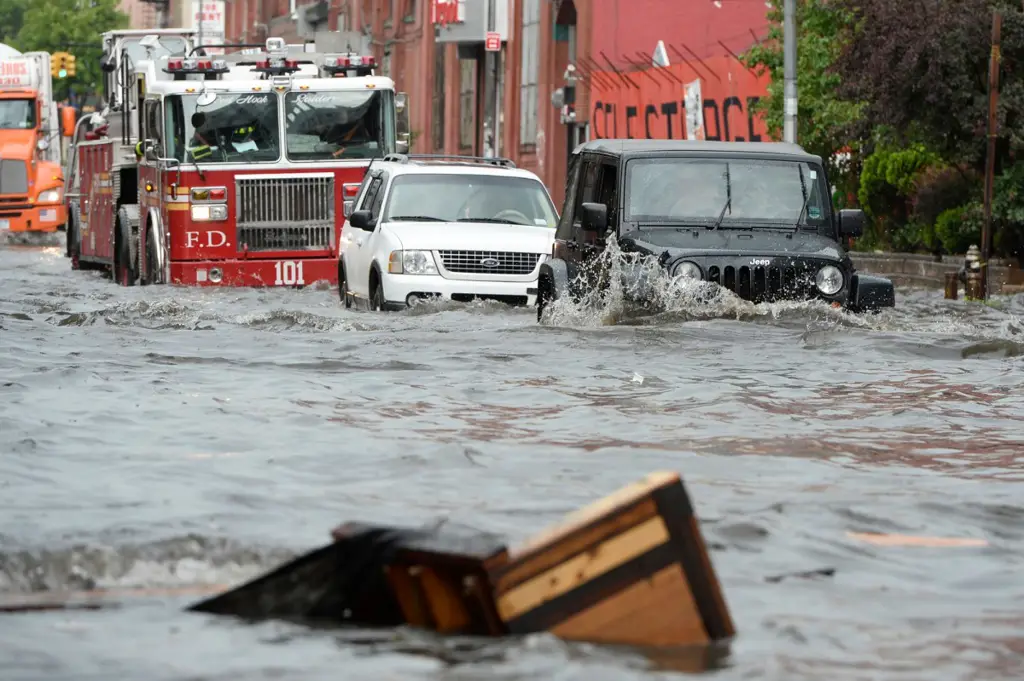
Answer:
167 0 773 205
119 0 162 29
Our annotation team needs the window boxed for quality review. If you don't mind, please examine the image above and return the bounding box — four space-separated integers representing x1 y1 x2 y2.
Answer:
164 92 280 164
458 59 476 151
382 173 558 227
624 158 830 227
144 99 163 156
284 90 394 161
519 0 540 147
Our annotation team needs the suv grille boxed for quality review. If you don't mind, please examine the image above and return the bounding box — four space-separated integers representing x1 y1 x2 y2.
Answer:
235 175 334 252
707 263 819 302
438 250 541 275
0 160 28 195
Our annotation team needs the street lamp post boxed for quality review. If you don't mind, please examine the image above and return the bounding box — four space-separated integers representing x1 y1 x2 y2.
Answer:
783 0 797 144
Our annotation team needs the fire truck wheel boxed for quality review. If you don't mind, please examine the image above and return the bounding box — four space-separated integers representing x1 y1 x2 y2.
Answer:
115 210 139 287
338 264 352 308
68 220 80 270
143 232 161 285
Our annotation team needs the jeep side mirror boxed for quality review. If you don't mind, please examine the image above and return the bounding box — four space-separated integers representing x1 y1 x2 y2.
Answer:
580 202 608 238
838 209 864 238
349 209 374 231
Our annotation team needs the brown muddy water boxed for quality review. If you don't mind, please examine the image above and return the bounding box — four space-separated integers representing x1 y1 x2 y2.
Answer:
1 243 1023 680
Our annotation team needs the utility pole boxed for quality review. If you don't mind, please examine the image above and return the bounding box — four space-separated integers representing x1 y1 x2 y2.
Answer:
981 10 1002 300
783 0 797 143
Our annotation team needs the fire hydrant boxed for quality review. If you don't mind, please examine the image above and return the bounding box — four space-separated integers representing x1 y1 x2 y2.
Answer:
962 245 984 300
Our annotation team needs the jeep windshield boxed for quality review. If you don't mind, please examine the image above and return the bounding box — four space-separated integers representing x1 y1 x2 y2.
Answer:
165 92 280 164
285 90 395 161
383 174 559 227
624 157 829 228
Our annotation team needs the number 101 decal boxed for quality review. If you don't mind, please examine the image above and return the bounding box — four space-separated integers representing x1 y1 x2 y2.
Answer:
274 260 305 286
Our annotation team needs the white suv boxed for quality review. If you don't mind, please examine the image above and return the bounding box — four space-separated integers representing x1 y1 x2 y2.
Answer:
337 154 559 311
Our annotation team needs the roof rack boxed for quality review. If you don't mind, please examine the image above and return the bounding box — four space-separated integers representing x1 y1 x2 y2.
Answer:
381 153 517 169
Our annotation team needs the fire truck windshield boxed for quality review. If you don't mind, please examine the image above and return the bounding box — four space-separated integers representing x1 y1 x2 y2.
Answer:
0 99 36 129
165 92 280 164
284 90 394 161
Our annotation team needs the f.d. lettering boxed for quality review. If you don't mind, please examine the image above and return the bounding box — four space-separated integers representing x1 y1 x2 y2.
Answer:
185 230 228 248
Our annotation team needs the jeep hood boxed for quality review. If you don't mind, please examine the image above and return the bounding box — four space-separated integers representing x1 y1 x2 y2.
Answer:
621 228 845 261
384 221 555 253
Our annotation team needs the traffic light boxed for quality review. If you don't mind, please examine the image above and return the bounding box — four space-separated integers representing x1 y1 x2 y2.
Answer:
65 54 76 77
51 52 69 79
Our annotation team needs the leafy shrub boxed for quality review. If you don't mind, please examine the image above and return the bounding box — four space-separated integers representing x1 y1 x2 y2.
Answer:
935 203 983 255
909 165 979 251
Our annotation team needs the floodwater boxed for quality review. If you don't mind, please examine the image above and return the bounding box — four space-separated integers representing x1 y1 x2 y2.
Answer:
1 243 1023 681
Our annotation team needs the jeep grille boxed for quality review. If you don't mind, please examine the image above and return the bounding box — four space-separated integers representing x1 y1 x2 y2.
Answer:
708 263 819 302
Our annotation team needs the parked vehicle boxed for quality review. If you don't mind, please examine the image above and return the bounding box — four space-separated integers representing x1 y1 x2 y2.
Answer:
0 48 76 242
338 154 559 310
537 139 896 321
65 31 410 287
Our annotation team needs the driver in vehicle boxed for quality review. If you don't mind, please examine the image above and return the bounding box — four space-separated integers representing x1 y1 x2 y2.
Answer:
326 118 372 158
458 185 532 224
188 112 215 161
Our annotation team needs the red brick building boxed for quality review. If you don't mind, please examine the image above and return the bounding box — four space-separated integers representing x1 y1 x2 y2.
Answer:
170 0 774 205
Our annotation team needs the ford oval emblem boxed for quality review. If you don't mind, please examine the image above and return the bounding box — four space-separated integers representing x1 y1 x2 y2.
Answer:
480 257 500 268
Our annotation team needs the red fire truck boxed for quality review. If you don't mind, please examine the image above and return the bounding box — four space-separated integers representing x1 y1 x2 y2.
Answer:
67 32 409 287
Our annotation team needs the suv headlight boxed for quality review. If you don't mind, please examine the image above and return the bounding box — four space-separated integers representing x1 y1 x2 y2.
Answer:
815 265 844 295
671 260 703 281
37 188 61 203
388 250 438 275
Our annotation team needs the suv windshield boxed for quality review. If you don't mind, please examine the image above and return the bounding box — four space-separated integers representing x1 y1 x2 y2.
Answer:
383 173 559 227
285 90 393 161
165 92 280 163
625 157 829 227
0 99 36 129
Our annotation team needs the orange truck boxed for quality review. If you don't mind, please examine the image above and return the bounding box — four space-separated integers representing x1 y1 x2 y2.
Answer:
0 48 75 243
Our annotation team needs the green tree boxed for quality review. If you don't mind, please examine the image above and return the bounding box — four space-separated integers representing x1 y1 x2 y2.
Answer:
14 0 128 99
0 0 27 44
741 0 865 183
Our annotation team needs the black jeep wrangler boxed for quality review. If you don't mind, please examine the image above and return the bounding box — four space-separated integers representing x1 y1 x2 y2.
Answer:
536 140 895 321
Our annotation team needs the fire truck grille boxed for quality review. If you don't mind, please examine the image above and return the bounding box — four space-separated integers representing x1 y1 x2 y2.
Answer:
0 160 28 195
235 175 335 252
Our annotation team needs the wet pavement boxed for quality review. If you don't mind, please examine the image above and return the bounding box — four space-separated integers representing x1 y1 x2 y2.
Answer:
1 243 1023 680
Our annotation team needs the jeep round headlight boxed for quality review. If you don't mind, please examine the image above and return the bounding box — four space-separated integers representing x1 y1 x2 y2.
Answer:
672 260 703 281
815 265 844 295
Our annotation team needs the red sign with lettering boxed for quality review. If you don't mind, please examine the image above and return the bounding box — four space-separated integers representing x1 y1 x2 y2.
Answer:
485 32 501 52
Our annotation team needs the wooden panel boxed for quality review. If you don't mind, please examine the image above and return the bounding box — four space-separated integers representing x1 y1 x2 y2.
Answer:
550 563 709 647
384 565 434 628
417 566 472 633
507 472 680 559
496 515 670 621
492 498 658 592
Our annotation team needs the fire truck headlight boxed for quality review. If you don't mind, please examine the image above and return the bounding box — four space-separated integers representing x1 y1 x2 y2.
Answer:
37 188 62 203
191 205 228 221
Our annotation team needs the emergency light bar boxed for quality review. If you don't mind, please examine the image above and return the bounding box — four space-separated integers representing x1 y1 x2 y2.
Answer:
322 54 377 77
163 57 230 78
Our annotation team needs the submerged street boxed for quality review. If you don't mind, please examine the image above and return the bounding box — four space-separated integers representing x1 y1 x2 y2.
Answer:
1 244 1023 680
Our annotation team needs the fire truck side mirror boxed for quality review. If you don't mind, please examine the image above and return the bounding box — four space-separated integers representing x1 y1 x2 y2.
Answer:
100 50 116 73
60 107 76 137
